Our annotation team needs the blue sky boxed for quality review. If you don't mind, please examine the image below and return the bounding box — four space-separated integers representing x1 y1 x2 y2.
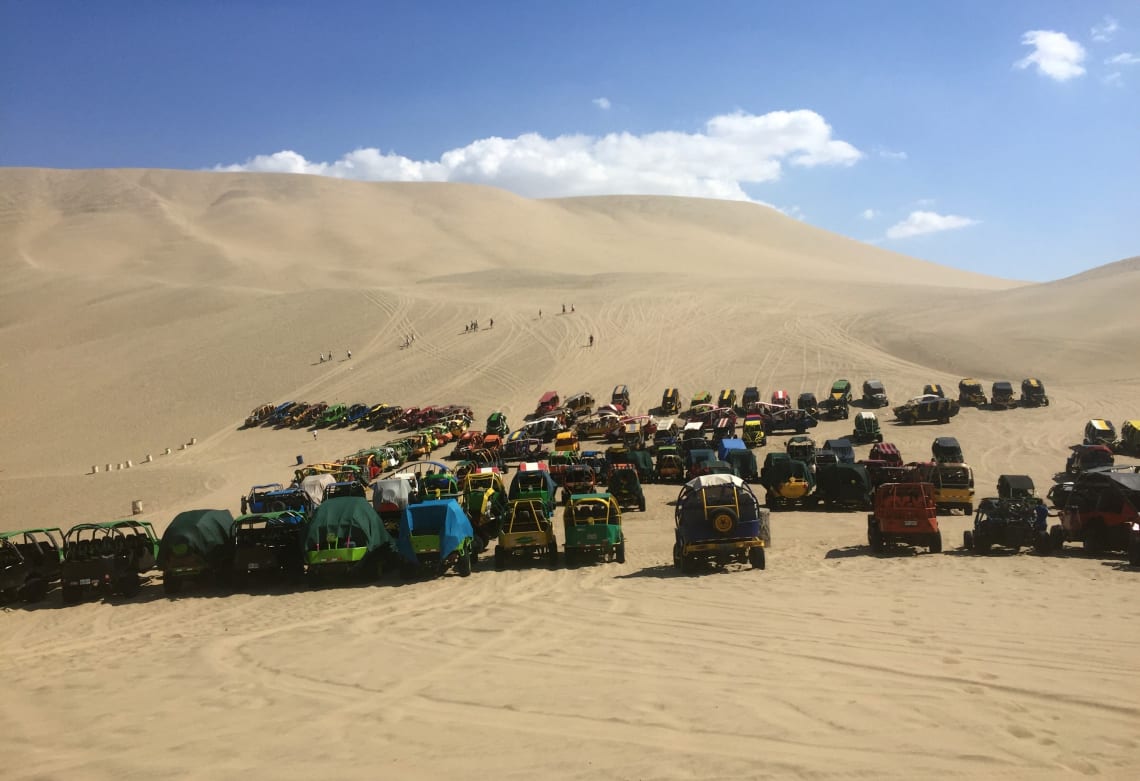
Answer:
2 1 1137 281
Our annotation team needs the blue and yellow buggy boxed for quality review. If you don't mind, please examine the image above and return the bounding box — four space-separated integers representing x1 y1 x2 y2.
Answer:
673 474 770 573
398 499 475 578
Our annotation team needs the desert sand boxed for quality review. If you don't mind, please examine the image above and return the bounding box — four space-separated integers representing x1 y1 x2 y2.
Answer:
1 168 1138 780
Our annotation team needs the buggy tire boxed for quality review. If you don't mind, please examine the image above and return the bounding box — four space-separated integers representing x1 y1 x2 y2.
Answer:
615 542 626 564
867 522 884 553
672 542 683 570
1083 522 1107 555
974 535 991 554
163 576 183 596
928 533 942 554
547 538 559 568
1034 531 1052 555
61 584 82 605
456 551 472 577
1050 525 1065 551
963 530 974 551
1129 540 1140 568
494 546 507 571
638 497 646 512
20 579 49 604
749 546 766 570
963 503 973 516
119 572 141 598
711 508 738 534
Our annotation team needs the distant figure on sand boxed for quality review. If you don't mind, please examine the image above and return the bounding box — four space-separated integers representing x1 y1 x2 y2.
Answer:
562 304 566 314
319 353 325 363
571 304 575 313
347 349 352 360
539 309 542 318
490 318 494 329
589 334 594 348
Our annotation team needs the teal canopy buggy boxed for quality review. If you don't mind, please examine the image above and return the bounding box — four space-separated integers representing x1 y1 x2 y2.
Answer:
304 497 394 583
397 499 475 578
157 509 234 595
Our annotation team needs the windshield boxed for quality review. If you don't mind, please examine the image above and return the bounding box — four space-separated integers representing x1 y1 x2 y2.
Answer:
936 465 972 487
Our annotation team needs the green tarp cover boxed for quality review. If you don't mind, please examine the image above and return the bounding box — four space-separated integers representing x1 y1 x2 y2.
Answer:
158 509 234 567
304 496 393 553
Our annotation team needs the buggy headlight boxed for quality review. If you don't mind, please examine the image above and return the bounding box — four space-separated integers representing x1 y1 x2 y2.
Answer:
1131 522 1140 532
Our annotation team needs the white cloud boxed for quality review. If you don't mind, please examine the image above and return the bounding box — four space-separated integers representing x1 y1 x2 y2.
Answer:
214 109 863 202
592 97 611 110
885 210 979 240
1103 71 1124 86
1092 16 1120 43
1106 52 1140 65
915 198 936 207
876 148 907 161
861 208 877 220
1015 30 1087 81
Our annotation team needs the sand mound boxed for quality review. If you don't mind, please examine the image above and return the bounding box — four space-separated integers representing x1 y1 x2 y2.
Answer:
1 168 1137 781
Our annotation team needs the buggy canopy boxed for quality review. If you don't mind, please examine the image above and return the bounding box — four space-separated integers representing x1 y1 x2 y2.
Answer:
304 496 393 554
397 499 474 564
157 509 233 568
301 474 336 507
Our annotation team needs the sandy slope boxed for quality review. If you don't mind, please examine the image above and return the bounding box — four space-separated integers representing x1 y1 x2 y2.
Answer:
1 169 1138 780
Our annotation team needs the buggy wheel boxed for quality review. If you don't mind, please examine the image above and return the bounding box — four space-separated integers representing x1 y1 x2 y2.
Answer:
615 542 626 564
974 535 991 554
963 530 974 551
1049 525 1065 551
1083 522 1107 555
547 538 559 568
1129 540 1140 567
638 497 646 512
928 532 942 554
867 522 883 553
163 576 183 596
564 548 577 568
494 546 507 571
1033 531 1051 555
748 546 766 570
19 578 48 604
119 572 141 598
672 542 682 570
456 550 472 577
61 584 82 605
963 503 973 516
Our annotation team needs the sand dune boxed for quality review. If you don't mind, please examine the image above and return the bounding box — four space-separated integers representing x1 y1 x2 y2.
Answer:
1 169 1138 780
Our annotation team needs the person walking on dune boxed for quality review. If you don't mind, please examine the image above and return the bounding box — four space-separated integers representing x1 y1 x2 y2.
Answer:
347 349 352 360
589 334 594 348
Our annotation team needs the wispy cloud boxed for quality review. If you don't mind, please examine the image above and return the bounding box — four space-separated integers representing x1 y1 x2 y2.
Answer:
1015 30 1087 81
861 208 878 220
1091 16 1120 43
885 210 979 240
1106 52 1140 66
875 147 907 161
214 109 863 202
592 97 611 110
1103 71 1124 87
